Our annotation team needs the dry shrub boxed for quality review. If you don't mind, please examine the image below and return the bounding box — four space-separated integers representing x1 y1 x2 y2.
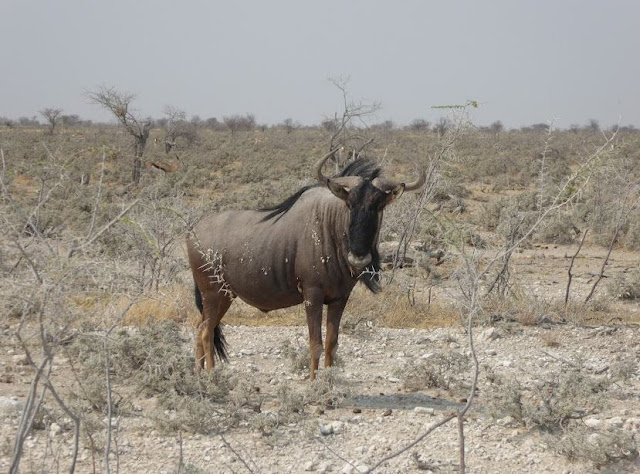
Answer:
559 299 632 325
244 383 305 436
485 369 611 431
282 340 310 373
303 367 350 409
480 198 507 231
607 269 640 300
483 291 557 326
534 212 579 244
67 320 235 433
397 351 469 392
277 382 306 415
623 215 640 250
553 425 638 468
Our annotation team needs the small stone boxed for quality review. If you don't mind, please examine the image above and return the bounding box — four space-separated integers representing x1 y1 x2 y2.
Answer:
584 418 602 429
382 409 392 417
49 422 62 436
414 407 434 415
486 349 497 356
319 423 334 436
481 328 500 341
303 460 316 471
0 396 24 419
102 417 118 428
331 421 344 433
352 408 362 414
607 416 624 428
388 377 400 383
341 463 355 474
496 416 515 426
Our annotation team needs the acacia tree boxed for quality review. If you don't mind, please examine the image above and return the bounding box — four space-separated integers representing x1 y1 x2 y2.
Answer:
433 116 452 136
162 106 197 153
89 87 153 185
409 118 430 132
223 114 256 137
39 108 62 135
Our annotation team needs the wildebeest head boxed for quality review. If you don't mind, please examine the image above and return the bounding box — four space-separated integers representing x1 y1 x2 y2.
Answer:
316 151 426 271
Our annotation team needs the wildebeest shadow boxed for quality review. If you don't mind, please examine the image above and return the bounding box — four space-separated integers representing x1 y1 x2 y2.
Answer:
348 392 462 411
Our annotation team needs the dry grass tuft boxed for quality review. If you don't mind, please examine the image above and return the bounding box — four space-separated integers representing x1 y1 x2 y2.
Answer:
347 284 459 329
120 286 197 326
540 332 561 347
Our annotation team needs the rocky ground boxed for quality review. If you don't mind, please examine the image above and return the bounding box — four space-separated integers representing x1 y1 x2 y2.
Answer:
1 320 639 473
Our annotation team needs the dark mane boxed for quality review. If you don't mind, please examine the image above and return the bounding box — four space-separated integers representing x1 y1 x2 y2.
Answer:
259 185 317 222
339 158 382 181
259 158 382 222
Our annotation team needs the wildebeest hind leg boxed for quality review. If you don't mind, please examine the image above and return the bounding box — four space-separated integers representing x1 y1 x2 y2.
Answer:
325 299 347 368
199 292 232 373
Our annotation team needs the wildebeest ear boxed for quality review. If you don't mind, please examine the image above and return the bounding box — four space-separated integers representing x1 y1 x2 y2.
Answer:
327 179 350 201
385 184 405 204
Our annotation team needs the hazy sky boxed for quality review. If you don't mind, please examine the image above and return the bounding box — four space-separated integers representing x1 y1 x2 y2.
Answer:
1 1 639 128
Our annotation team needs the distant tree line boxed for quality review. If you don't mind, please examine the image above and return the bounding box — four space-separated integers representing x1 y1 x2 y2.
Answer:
0 112 636 135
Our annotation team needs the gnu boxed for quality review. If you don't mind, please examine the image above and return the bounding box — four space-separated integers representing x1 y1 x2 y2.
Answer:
187 150 426 379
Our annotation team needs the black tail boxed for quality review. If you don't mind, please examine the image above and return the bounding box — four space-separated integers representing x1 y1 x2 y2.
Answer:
194 284 229 363
213 325 228 362
194 283 204 313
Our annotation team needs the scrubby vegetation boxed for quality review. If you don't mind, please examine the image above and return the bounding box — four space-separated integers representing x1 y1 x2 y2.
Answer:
2 120 640 472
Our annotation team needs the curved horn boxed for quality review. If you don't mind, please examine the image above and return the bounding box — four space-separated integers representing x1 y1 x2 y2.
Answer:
314 147 341 184
404 168 427 191
372 168 427 192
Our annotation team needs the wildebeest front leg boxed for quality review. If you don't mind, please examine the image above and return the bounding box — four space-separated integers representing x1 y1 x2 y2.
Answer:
303 287 324 380
325 299 347 368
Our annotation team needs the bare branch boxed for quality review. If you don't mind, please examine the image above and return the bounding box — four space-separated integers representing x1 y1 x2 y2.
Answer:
219 434 255 473
366 413 457 472
67 199 140 258
565 228 588 306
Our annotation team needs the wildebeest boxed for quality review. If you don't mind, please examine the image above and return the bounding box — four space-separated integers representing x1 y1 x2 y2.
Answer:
187 150 426 379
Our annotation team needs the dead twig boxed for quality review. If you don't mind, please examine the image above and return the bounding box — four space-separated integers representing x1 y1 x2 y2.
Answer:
67 199 140 258
219 434 256 474
365 413 457 473
584 226 619 303
565 228 588 306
